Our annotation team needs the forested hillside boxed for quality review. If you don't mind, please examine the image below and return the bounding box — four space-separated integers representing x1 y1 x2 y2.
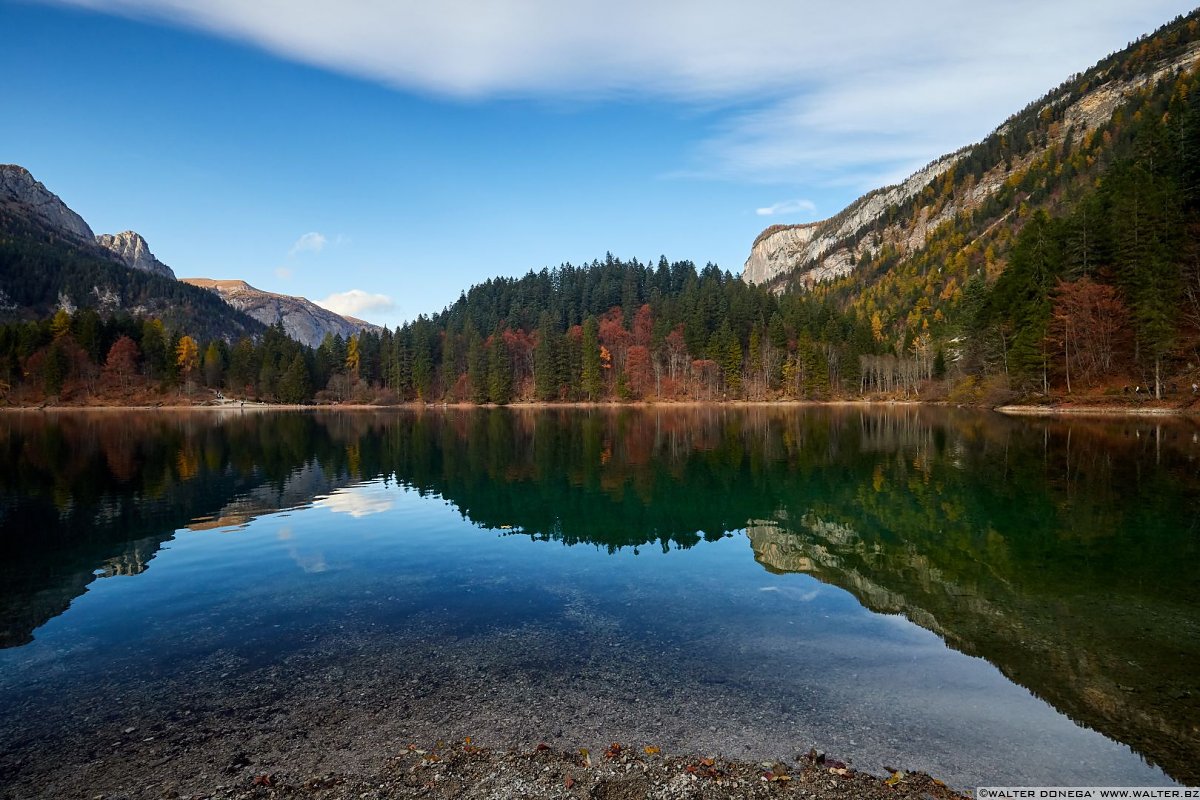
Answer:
5 12 1200 407
766 11 1200 402
0 208 264 343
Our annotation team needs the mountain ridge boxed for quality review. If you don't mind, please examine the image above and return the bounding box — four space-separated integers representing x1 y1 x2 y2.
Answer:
0 164 376 347
743 31 1200 292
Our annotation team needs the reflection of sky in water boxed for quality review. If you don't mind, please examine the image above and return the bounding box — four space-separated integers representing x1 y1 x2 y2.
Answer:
0 479 1177 789
314 484 396 518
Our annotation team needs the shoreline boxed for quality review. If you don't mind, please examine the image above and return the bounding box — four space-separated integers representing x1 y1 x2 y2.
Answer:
1 397 1196 418
177 741 972 800
994 403 1191 417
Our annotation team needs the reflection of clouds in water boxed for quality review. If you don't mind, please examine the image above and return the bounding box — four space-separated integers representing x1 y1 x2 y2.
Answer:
759 585 820 602
289 548 329 574
315 486 395 518
276 525 328 573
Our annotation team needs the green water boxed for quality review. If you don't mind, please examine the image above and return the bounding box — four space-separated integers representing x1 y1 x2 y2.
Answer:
0 407 1196 789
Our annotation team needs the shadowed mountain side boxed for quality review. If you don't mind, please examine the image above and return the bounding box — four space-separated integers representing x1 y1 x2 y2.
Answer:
0 207 265 342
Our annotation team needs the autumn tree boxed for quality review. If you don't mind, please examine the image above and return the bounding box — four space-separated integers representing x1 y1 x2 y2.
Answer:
624 345 653 398
176 335 200 388
1049 278 1131 390
102 335 140 389
345 335 361 380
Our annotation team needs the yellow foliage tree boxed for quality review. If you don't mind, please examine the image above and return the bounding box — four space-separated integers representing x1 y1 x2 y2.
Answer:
345 335 361 379
871 311 885 343
176 335 199 381
51 308 72 339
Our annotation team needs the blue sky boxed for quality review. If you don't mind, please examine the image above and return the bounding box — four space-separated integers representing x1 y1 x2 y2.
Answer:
2 0 1196 327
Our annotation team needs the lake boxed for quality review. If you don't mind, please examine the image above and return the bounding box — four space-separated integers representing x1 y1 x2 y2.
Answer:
0 406 1197 794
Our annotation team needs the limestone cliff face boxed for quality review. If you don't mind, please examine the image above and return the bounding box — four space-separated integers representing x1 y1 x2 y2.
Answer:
744 40 1200 290
95 231 176 279
181 278 380 347
0 164 94 242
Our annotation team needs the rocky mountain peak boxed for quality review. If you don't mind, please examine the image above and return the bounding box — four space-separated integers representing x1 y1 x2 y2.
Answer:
0 164 95 241
94 230 176 279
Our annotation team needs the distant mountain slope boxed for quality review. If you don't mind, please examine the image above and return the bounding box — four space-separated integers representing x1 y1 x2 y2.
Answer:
181 278 381 347
744 13 1200 294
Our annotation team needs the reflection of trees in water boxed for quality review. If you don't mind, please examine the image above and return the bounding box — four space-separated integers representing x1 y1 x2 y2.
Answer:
0 411 362 647
0 407 1197 781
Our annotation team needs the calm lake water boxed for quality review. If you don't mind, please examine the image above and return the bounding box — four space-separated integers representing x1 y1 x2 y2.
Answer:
0 407 1197 791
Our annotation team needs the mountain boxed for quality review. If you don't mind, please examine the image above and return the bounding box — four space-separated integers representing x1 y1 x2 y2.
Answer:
181 278 380 347
94 231 176 279
744 153 963 286
735 11 1200 399
0 166 264 342
0 164 94 243
0 167 176 281
0 163 375 349
744 18 1200 291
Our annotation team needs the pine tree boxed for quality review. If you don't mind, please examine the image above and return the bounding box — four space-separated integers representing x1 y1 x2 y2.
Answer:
466 325 488 404
411 319 434 400
534 312 558 400
487 335 512 404
278 353 311 403
581 316 602 400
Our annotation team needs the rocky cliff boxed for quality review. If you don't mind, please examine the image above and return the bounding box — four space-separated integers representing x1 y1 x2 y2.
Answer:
744 38 1200 290
181 278 381 347
0 164 94 242
95 230 176 279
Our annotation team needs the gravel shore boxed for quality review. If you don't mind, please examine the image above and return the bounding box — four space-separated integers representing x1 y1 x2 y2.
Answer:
122 740 970 800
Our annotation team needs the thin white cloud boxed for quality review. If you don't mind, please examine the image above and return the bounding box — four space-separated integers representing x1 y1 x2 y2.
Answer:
755 199 816 217
274 266 293 280
315 289 395 318
44 0 1198 188
289 231 327 255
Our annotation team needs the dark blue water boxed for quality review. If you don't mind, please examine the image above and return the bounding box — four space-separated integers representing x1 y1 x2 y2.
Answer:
0 408 1195 794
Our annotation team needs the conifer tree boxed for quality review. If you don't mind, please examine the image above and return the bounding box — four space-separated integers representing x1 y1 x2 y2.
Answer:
581 316 602 400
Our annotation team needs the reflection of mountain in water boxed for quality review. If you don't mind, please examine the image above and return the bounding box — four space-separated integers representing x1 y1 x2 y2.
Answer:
185 461 348 531
1 407 1197 782
371 408 1200 783
747 508 1200 786
0 412 361 647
